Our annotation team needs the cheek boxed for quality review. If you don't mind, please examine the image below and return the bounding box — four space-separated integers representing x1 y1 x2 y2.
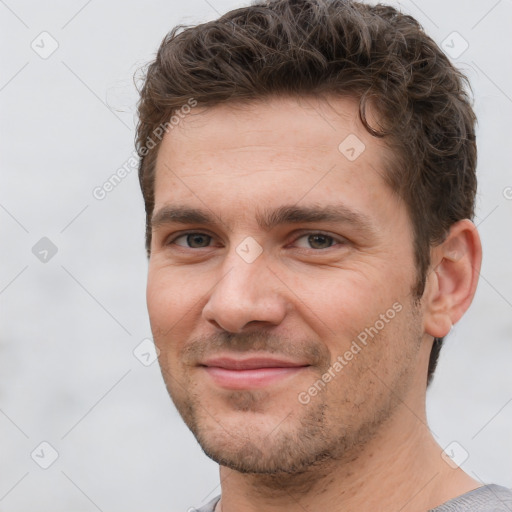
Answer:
318 304 418 417
146 266 204 345
285 268 390 339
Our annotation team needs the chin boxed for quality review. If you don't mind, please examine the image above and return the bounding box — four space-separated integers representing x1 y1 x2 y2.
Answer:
184 401 342 474
196 427 331 474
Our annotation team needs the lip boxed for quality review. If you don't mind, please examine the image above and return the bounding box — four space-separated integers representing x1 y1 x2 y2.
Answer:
200 356 310 390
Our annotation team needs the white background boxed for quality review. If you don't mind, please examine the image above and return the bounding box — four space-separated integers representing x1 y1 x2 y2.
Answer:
1 0 511 510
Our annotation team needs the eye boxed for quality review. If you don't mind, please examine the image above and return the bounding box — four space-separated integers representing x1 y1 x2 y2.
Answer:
170 232 214 248
292 232 345 250
166 231 346 251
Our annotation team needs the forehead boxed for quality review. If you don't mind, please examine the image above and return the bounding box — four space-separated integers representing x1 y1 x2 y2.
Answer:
157 95 387 161
153 96 398 225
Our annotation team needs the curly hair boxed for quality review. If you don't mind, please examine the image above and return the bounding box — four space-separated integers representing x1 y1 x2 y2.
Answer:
135 0 477 386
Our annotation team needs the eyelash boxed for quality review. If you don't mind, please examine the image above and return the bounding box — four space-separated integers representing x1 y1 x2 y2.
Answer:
165 231 346 251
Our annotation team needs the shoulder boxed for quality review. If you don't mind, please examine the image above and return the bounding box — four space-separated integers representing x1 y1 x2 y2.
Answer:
431 484 512 511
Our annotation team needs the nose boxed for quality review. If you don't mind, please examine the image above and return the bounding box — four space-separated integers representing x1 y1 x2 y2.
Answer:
202 249 290 333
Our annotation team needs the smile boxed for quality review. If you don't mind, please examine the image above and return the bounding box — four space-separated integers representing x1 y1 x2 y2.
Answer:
200 356 310 390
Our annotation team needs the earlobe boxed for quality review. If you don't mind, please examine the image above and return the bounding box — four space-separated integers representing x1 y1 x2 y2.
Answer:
423 219 482 339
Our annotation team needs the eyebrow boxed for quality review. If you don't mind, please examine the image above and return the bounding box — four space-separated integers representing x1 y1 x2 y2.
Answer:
151 203 376 237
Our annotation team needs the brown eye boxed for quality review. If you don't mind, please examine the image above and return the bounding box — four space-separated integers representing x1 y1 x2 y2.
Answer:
294 232 343 250
307 234 334 249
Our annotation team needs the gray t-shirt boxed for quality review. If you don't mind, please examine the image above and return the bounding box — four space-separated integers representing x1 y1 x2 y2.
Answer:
193 484 512 512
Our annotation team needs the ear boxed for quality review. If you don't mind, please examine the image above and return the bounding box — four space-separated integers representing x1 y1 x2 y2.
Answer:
423 219 482 338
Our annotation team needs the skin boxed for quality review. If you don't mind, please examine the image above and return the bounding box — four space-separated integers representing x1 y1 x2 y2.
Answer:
146 96 482 512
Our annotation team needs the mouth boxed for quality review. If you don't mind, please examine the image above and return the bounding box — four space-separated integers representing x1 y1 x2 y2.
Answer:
199 356 310 390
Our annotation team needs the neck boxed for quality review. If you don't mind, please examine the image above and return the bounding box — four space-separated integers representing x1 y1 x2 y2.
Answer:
215 389 479 512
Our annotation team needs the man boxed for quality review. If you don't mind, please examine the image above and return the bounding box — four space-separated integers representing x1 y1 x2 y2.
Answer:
135 0 512 510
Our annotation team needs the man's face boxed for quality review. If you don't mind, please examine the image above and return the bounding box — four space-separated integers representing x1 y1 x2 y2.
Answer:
147 96 427 473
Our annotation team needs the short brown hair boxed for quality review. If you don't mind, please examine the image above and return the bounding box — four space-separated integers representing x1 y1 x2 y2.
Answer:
135 0 477 385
